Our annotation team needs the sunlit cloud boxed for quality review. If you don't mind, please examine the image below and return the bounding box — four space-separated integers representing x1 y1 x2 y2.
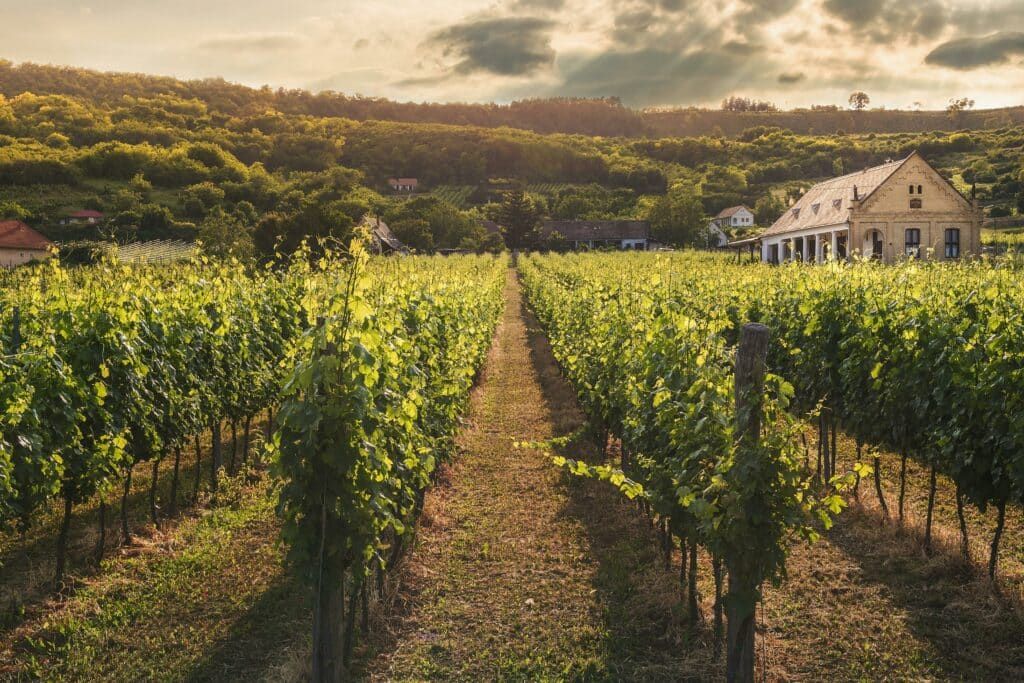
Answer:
0 0 1020 109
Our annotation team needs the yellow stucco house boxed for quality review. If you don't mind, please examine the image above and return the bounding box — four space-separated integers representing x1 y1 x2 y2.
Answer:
760 152 982 264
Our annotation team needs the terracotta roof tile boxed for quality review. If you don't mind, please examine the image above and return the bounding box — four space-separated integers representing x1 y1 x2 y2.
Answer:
0 221 54 250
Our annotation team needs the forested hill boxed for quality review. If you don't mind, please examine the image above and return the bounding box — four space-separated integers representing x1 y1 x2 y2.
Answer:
2 60 1022 139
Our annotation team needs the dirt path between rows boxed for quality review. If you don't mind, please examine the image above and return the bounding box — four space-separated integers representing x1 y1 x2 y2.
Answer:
366 270 698 681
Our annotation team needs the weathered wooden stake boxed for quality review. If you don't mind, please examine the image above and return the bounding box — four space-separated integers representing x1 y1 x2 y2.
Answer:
726 322 768 683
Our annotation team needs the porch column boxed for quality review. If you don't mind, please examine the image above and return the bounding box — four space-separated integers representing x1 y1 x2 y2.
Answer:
802 236 810 262
815 234 824 262
830 232 838 261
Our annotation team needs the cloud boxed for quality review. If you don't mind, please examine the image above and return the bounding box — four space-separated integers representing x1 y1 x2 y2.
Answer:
738 0 800 22
778 71 806 83
925 31 1024 69
425 16 556 76
197 32 302 52
822 0 884 26
821 0 947 43
554 46 769 106
508 0 566 10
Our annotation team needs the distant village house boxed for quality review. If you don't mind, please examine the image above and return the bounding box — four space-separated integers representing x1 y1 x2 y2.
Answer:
388 178 419 193
0 220 55 268
707 205 754 247
760 152 982 264
540 220 650 251
60 209 105 225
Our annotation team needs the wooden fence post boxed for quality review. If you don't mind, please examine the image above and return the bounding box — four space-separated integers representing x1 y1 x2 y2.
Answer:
11 305 21 352
726 322 769 683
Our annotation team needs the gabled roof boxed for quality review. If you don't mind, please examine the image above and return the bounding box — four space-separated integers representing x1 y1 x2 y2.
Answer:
69 209 104 218
388 177 418 185
541 220 649 241
360 216 406 252
714 205 752 219
0 220 54 250
762 156 909 237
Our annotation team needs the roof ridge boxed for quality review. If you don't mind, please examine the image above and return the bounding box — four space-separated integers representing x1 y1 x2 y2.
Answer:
813 155 909 185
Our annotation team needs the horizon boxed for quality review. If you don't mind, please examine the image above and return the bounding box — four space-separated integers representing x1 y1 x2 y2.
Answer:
1 1 1022 111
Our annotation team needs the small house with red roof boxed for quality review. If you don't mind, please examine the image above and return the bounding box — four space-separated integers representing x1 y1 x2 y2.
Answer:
0 220 55 268
61 209 105 225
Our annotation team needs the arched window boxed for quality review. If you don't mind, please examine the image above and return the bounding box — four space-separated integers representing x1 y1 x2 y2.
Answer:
904 228 920 257
909 184 915 194
944 228 960 258
918 185 923 194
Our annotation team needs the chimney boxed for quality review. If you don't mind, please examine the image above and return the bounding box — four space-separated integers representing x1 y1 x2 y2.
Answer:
853 185 859 201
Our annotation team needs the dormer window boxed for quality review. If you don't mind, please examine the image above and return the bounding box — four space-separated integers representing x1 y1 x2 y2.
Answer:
792 208 800 218
833 199 842 209
811 203 820 214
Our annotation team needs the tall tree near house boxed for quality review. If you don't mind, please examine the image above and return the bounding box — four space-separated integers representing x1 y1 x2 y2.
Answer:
646 187 705 247
497 188 541 249
848 91 870 111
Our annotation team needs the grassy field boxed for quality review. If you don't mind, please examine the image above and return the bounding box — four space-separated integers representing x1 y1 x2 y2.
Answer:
0 418 312 682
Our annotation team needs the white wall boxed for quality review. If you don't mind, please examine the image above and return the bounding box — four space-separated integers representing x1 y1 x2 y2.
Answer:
0 248 51 268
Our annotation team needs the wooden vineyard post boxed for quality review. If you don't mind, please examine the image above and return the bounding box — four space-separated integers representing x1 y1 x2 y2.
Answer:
726 322 769 683
311 317 347 683
11 305 21 352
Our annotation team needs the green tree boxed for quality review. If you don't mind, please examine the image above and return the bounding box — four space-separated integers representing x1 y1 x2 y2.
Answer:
0 200 30 220
129 172 153 200
496 188 540 249
646 188 705 247
753 195 787 226
198 207 254 260
848 91 870 111
390 218 434 253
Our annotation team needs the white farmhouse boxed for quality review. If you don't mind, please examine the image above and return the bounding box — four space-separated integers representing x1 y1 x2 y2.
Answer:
707 205 754 247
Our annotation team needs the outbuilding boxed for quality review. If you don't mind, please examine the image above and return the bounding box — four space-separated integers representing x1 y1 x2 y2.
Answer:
540 220 650 250
0 220 54 268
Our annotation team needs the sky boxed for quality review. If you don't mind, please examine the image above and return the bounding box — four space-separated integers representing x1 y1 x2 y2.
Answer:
1 0 1023 110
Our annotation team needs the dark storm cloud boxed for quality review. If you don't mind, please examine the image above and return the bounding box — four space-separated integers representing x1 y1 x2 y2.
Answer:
554 46 769 106
822 0 884 26
508 0 566 11
778 71 805 83
198 32 301 52
925 31 1024 69
951 2 1024 35
426 16 556 76
822 0 947 43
